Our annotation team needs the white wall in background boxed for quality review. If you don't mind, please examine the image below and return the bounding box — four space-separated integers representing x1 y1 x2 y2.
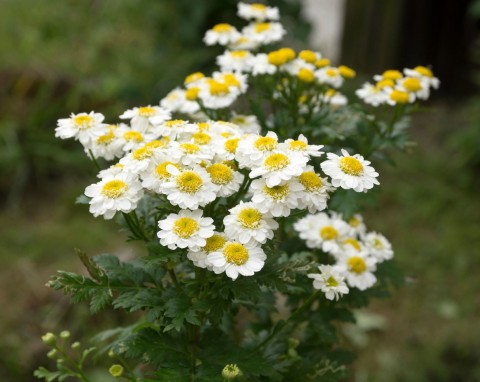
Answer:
301 0 347 64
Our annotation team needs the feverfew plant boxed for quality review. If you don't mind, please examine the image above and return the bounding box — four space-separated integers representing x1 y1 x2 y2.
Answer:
37 2 439 381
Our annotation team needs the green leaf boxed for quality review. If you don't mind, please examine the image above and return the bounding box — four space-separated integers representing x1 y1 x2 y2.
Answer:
34 367 61 382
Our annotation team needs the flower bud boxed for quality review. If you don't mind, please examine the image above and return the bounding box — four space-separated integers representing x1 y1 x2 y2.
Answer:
71 342 81 349
60 330 71 339
47 349 57 359
109 364 124 377
41 332 56 345
222 364 242 380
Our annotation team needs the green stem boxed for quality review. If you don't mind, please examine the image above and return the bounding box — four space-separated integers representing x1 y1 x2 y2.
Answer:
88 150 101 172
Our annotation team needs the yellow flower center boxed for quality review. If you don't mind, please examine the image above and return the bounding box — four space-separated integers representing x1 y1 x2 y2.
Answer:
264 153 290 170
123 131 143 143
339 156 363 176
382 70 402 80
289 140 308 151
299 50 316 63
414 66 433 78
180 143 200 154
299 171 322 191
326 276 339 287
208 80 230 96
176 171 203 193
185 72 205 85
376 79 394 89
297 68 315 83
326 68 338 77
349 216 360 227
278 47 295 61
132 146 154 160
101 180 127 198
155 161 179 179
344 238 361 251
298 95 308 104
97 130 115 145
185 87 200 101
138 106 156 117
268 51 287 66
197 122 210 131
373 238 384 249
173 217 199 238
254 136 277 151
204 234 226 253
73 115 93 128
251 3 267 11
222 73 241 88
230 50 248 58
339 65 356 78
390 90 410 103
347 256 367 274
223 243 249 265
224 138 240 153
263 184 289 200
237 208 262 229
192 132 211 145
403 77 422 92
255 22 271 33
213 23 232 33
315 58 330 68
207 163 233 185
165 119 186 128
320 226 338 240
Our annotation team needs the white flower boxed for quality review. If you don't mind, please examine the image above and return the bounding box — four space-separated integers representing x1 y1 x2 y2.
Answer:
235 131 279 168
118 129 158 153
156 119 196 141
97 163 126 179
315 67 344 88
206 163 244 197
119 140 166 174
249 150 308 187
204 23 241 46
250 178 302 217
279 134 323 158
321 149 379 192
296 168 332 213
157 209 215 251
321 89 348 106
228 34 261 51
308 265 349 301
355 83 388 107
198 77 240 109
347 214 367 236
160 88 200 115
237 2 279 21
335 249 377 290
167 141 214 166
119 106 171 132
224 202 278 245
249 53 277 76
84 172 143 220
207 241 266 280
217 50 254 72
140 160 181 194
56 112 108 146
242 22 286 45
162 166 216 210
363 232 394 262
87 124 128 161
404 66 440 89
230 114 261 135
187 232 226 269
396 76 431 101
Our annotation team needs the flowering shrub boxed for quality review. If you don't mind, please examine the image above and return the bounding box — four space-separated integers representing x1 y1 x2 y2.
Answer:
37 2 439 381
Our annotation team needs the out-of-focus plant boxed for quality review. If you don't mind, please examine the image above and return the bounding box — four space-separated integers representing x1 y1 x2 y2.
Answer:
36 2 439 381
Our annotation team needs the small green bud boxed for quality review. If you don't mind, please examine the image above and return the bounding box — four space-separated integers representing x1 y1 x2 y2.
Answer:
108 349 116 358
109 364 124 377
222 364 242 380
41 332 57 345
60 330 71 339
71 341 81 349
47 349 57 359
57 359 64 364
288 337 300 349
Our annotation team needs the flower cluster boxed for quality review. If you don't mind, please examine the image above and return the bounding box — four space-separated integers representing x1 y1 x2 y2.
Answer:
356 66 440 106
296 212 393 296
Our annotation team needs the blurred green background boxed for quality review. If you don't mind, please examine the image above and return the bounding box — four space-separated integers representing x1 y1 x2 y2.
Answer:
1 0 479 381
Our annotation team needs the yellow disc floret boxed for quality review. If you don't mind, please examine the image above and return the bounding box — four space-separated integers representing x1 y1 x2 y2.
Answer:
180 143 200 154
347 256 367 273
343 238 362 251
132 146 154 160
278 48 296 61
264 153 290 170
255 22 271 33
97 130 115 145
251 3 267 11
382 70 402 80
223 243 249 265
185 72 205 85
192 132 211 145
213 23 232 33
263 184 289 200
176 171 203 193
297 68 315 83
268 51 287 66
204 234 226 253
224 138 240 153
254 136 277 151
289 140 308 151
123 131 143 143
326 276 339 287
208 80 230 96
101 180 128 199
73 115 93 128
339 65 356 78
207 163 234 185
230 50 248 58
403 77 422 92
339 156 363 176
315 58 330 68
414 65 433 78
389 90 410 104
320 226 338 241
376 79 394 89
173 217 199 238
185 87 200 101
299 171 322 191
138 106 156 117
299 50 317 63
155 161 179 179
238 208 263 229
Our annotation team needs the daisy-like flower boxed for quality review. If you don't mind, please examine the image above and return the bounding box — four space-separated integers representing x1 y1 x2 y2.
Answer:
141 159 181 194
206 163 244 197
294 212 351 254
335 249 377 290
167 141 214 166
119 140 166 174
118 129 155 153
56 112 108 146
363 232 394 262
315 67 344 88
207 240 266 280
308 265 349 301
157 119 196 141
404 65 440 89
97 163 125 180
84 172 143 220
347 214 367 236
236 131 279 168
204 23 241 46
217 50 254 72
250 178 302 217
230 114 261 135
187 232 226 269
397 76 430 101
320 149 379 192
157 209 215 251
249 53 277 76
224 201 278 245
198 77 240 109
237 2 279 21
355 83 389 107
296 167 332 213
228 34 261 51
160 88 200 115
280 134 324 158
386 88 414 106
242 22 286 45
321 89 348 106
249 150 308 187
162 165 216 209
373 69 403 82
119 106 171 132
87 124 128 161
